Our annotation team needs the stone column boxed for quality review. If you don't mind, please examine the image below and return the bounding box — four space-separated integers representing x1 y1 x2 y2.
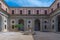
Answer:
49 18 51 32
1 16 4 32
24 19 27 31
40 18 43 32
1 16 8 32
54 16 58 32
31 19 34 31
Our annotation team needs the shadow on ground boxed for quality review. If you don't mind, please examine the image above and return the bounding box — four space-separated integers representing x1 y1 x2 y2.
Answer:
32 31 60 40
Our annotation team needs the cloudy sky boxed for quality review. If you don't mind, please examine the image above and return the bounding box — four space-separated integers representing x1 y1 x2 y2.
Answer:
4 0 55 7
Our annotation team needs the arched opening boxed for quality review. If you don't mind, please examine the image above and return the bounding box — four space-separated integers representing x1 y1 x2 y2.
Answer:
34 19 40 31
0 15 2 31
18 19 24 31
58 16 60 32
57 3 60 8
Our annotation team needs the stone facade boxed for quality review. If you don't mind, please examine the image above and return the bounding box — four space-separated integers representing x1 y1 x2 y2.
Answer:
0 0 60 32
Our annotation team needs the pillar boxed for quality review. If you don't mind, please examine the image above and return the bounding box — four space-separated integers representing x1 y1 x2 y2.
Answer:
40 18 43 32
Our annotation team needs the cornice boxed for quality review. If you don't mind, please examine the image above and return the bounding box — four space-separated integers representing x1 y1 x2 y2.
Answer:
9 14 50 16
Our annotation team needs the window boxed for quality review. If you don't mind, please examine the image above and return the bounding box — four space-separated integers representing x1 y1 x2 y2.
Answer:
0 3 1 7
28 25 30 27
52 20 54 22
28 10 31 14
12 10 14 14
37 10 39 14
6 8 7 12
57 3 60 8
12 25 14 29
5 20 6 22
28 25 30 28
52 25 54 29
28 21 31 23
5 25 6 29
45 25 47 29
51 8 53 12
12 21 14 23
44 10 47 15
44 21 47 23
20 10 22 14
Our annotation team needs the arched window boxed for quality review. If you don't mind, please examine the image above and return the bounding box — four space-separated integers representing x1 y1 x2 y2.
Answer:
52 25 54 29
0 3 1 7
5 25 6 29
44 21 47 23
57 3 60 8
28 21 31 23
52 20 54 23
5 20 6 22
44 10 47 15
12 10 14 14
45 25 47 29
20 10 22 14
36 10 39 14
12 21 14 23
6 8 7 12
12 25 14 29
28 10 31 15
51 8 53 12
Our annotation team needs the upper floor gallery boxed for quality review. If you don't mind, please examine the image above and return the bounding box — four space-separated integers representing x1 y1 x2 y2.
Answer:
0 0 60 15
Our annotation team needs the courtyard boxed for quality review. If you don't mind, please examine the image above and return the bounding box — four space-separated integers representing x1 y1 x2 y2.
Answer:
0 32 60 40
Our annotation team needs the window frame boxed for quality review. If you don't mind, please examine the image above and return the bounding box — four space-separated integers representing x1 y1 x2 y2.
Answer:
44 10 47 15
5 25 6 29
12 25 14 29
36 10 39 14
28 10 31 15
12 10 14 14
0 3 1 7
20 10 22 14
57 3 60 8
45 25 47 29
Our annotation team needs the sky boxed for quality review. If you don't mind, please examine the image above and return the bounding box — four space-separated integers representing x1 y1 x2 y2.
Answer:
4 0 55 7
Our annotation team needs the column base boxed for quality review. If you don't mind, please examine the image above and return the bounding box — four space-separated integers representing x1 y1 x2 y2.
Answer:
2 29 8 32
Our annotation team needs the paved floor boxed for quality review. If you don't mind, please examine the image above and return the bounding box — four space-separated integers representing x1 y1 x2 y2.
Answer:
33 32 60 40
0 32 60 40
0 32 33 40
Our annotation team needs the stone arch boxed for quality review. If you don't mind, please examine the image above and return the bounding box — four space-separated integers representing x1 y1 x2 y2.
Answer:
34 19 40 31
18 19 24 31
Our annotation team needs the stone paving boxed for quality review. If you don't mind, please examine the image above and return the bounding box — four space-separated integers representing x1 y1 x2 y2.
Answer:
33 32 60 40
0 32 33 40
0 32 60 40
